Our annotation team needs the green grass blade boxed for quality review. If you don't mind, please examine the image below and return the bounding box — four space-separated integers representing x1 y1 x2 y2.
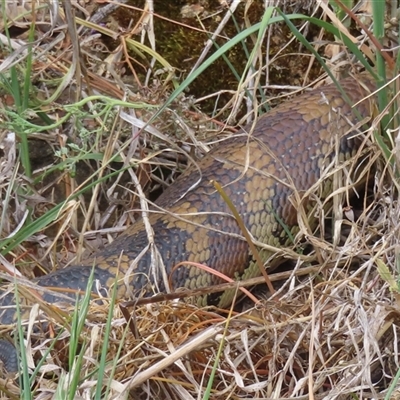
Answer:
14 286 32 399
94 276 119 399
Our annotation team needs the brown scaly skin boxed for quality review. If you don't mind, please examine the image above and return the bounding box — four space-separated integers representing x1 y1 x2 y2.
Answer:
0 74 375 371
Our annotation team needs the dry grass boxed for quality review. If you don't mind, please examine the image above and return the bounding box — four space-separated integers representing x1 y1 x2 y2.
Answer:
0 1 399 399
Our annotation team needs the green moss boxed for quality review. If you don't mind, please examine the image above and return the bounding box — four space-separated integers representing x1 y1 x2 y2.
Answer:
114 1 323 114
